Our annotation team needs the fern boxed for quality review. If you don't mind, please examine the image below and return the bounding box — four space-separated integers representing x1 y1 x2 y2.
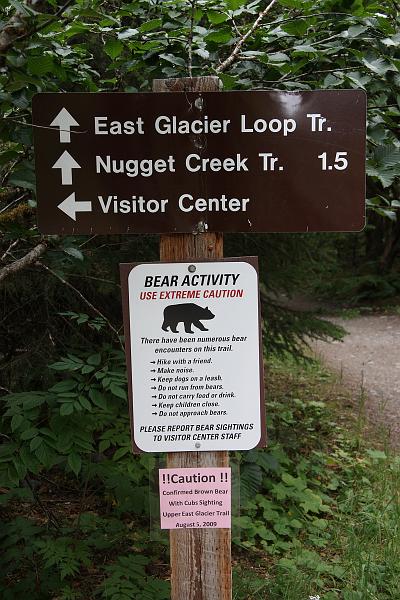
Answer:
100 555 169 600
36 537 91 580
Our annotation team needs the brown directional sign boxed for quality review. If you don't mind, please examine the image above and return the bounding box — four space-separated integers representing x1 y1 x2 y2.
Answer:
32 90 366 234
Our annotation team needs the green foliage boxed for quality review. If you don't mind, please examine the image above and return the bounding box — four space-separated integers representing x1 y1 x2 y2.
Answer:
2 351 400 598
0 341 167 598
320 272 400 303
0 345 149 506
0 0 400 597
232 359 400 599
232 372 336 555
1 0 399 385
100 555 170 600
0 512 169 599
37 537 91 580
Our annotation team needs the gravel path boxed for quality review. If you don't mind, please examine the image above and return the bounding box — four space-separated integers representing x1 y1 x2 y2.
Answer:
312 314 400 444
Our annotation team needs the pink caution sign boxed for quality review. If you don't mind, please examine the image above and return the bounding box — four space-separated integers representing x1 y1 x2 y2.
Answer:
159 467 231 529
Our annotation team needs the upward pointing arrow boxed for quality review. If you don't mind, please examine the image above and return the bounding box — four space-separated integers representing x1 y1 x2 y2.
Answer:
52 151 81 185
50 108 79 143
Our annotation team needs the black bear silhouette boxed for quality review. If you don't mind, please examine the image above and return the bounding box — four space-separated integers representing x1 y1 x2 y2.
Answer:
162 303 215 334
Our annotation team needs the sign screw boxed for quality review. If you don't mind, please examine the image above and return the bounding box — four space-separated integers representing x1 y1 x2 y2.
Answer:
188 264 196 273
195 97 204 110
195 442 201 449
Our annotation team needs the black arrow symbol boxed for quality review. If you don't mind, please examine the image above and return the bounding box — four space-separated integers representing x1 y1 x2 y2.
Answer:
151 412 157 416
152 395 157 399
151 369 156 373
151 378 156 381
151 386 156 390
152 403 157 407
150 361 156 364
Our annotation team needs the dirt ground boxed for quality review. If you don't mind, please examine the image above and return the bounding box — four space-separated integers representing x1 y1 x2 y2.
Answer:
312 313 400 446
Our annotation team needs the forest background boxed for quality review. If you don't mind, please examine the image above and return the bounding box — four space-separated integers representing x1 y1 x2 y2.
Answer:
0 0 399 598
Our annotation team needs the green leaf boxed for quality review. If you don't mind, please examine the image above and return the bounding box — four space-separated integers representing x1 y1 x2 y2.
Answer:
60 403 74 416
368 202 393 216
118 28 139 40
268 52 290 63
217 72 237 90
290 519 303 529
8 163 36 191
362 56 395 76
51 355 84 371
68 452 82 476
159 53 186 67
256 451 280 473
63 247 84 260
89 389 107 409
87 353 101 366
11 414 24 431
207 11 228 25
233 463 262 506
293 44 318 54
9 0 36 16
110 384 127 400
342 25 368 38
23 394 46 409
64 22 91 38
0 148 22 165
225 0 246 8
20 428 39 441
12 458 27 480
104 39 123 59
50 380 77 393
205 30 232 44
282 472 306 491
140 19 162 33
282 20 312 36
30 436 43 451
274 522 290 535
366 449 387 460
27 55 56 76
79 396 92 411
194 48 210 60
300 489 324 513
374 146 400 169
344 71 371 90
113 446 130 461
382 32 400 46
377 173 397 189
279 0 312 6
99 439 111 452
35 443 54 468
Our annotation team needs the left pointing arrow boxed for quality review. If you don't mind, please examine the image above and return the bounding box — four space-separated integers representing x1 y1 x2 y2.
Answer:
52 151 81 185
58 193 92 221
50 108 79 143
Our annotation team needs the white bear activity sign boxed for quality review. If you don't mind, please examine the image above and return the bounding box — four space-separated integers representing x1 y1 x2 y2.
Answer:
120 258 265 452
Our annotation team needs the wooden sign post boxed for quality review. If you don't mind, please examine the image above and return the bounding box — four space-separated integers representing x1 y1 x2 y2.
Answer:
154 77 231 600
32 75 366 600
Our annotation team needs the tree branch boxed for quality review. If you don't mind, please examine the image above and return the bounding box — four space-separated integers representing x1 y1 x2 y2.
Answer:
216 0 278 73
0 192 29 214
38 262 124 350
0 0 74 54
187 0 196 78
0 11 27 53
1 239 20 262
0 241 47 283
15 0 75 44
